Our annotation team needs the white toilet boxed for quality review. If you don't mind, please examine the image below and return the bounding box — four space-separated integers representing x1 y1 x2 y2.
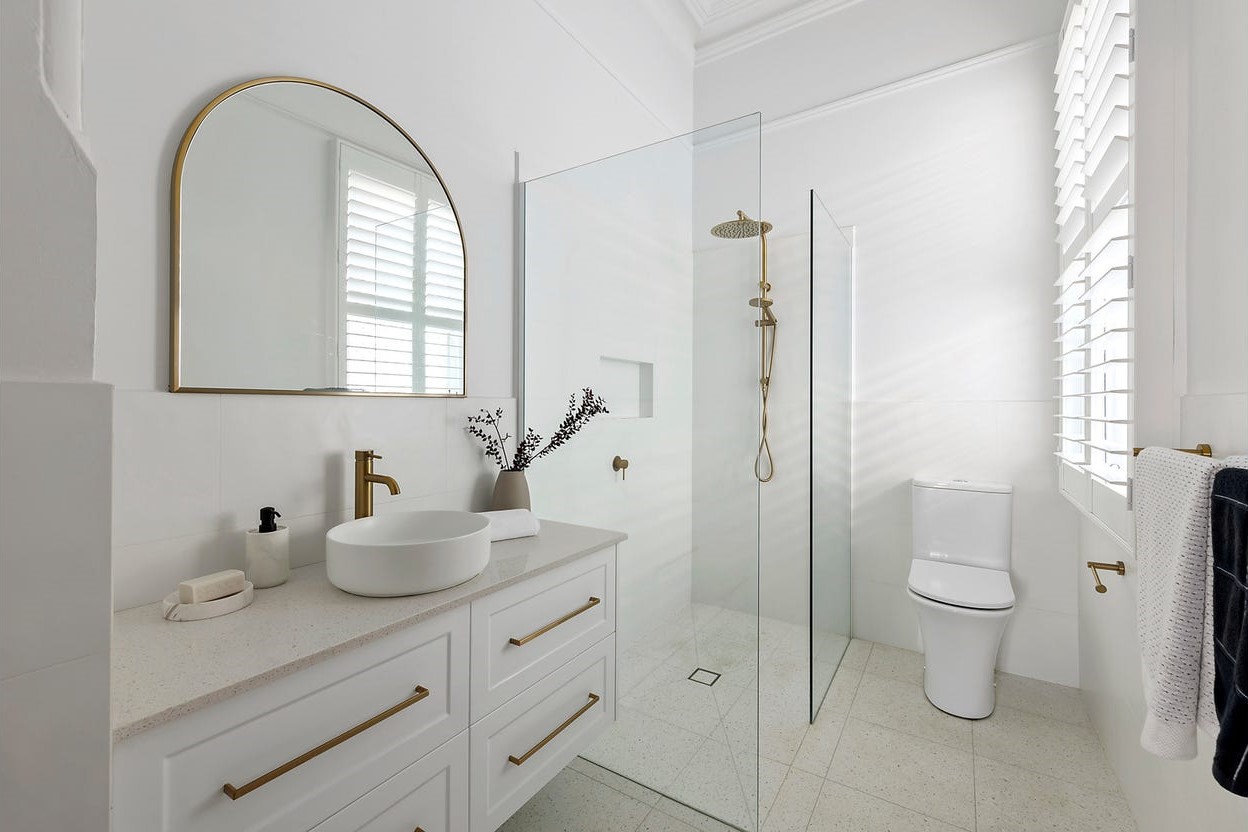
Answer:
907 478 1015 719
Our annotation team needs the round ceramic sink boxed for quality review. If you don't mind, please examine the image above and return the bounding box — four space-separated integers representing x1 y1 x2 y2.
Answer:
326 510 490 597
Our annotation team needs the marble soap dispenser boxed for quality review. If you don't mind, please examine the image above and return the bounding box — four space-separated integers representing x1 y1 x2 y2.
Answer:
246 506 290 588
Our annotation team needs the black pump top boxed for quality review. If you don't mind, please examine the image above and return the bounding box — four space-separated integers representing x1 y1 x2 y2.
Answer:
259 506 281 533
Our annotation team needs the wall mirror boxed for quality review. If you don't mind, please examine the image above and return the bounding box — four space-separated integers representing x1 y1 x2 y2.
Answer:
171 77 466 396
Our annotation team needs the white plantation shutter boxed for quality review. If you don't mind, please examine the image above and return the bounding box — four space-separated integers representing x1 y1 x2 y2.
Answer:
1054 0 1132 539
422 202 466 393
339 144 464 394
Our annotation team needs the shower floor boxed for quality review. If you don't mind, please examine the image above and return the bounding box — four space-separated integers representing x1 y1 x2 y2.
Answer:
584 603 849 829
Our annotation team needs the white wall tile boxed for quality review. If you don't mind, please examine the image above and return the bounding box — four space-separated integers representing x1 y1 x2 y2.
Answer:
112 391 220 547
851 578 921 651
0 653 110 832
113 395 511 610
112 531 223 611
997 605 1078 687
0 382 112 680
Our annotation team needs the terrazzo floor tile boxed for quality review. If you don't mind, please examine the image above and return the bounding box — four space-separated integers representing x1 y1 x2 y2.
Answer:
974 756 1137 831
758 756 789 822
789 707 847 777
667 737 756 830
567 756 663 807
864 643 925 686
760 767 822 831
498 767 652 832
651 797 739 832
838 638 874 672
808 781 969 832
994 671 1091 726
582 706 705 790
636 808 706 832
972 704 1119 792
849 672 973 750
827 718 976 830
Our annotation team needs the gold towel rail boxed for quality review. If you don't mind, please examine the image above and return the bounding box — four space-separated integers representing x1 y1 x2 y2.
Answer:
1132 444 1213 457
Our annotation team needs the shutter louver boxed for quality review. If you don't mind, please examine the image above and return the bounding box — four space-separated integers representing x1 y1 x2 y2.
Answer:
1054 0 1132 535
340 146 464 395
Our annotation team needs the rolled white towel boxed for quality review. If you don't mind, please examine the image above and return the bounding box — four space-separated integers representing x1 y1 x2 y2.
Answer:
477 509 541 542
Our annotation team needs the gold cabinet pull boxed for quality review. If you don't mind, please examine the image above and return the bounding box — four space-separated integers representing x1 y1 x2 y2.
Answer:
222 686 429 800
507 693 600 766
509 597 601 646
1087 560 1126 593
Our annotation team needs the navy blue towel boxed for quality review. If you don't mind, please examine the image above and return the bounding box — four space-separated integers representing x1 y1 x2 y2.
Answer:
1211 466 1248 796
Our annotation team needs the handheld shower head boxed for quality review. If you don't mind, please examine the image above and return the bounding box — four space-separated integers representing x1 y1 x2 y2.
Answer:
710 210 773 239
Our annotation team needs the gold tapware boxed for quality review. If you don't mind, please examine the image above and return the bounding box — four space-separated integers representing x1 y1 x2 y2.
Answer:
710 210 777 483
509 597 602 646
1087 560 1126 593
354 450 401 519
222 685 429 799
507 693 601 766
612 455 630 479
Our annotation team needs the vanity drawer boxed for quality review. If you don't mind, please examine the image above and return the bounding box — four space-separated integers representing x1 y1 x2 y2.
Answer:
312 731 468 832
112 607 469 832
470 634 615 831
470 547 615 718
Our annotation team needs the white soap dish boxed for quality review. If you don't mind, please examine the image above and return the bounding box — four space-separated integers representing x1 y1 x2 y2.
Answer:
162 582 254 622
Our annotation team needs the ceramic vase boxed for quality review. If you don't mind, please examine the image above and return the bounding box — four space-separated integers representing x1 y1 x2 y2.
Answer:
491 470 531 511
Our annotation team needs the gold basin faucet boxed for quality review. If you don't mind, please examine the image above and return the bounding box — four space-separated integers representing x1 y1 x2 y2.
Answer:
354 450 400 518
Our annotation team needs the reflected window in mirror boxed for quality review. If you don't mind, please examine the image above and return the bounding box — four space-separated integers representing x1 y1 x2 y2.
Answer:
338 145 464 394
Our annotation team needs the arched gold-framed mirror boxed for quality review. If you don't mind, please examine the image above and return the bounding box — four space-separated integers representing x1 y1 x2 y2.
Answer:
171 76 467 396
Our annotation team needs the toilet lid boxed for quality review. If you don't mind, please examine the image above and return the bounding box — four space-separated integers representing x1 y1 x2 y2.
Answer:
908 559 1015 610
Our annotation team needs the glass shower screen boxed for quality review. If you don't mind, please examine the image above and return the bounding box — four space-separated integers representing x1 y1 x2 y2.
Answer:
810 189 853 721
522 115 763 829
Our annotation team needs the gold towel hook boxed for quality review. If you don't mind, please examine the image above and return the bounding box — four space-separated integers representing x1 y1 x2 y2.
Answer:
1087 561 1126 593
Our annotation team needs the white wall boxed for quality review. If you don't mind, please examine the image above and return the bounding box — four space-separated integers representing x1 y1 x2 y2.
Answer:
81 0 695 610
696 1 1079 685
0 0 112 828
1078 1 1248 828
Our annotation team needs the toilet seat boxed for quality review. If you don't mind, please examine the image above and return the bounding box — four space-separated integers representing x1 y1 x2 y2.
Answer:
907 559 1014 610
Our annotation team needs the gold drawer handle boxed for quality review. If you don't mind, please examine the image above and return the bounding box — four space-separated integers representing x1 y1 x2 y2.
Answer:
509 597 601 646
222 686 430 800
508 693 600 766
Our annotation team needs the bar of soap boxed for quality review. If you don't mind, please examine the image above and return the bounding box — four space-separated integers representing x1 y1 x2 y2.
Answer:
178 569 246 604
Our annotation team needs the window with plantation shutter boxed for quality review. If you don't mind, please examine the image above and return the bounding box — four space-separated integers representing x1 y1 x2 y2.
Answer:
1054 0 1132 540
338 143 465 394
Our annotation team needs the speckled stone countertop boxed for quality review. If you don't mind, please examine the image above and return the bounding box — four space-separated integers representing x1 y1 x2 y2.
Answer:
111 520 625 742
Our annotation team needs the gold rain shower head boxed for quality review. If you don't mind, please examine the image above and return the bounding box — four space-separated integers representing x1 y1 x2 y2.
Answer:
710 210 773 239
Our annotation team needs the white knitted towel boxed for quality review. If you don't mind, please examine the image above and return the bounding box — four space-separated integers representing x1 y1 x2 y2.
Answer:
1135 447 1222 759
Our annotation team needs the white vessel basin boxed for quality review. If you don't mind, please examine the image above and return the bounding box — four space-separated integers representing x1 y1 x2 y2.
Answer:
326 510 491 597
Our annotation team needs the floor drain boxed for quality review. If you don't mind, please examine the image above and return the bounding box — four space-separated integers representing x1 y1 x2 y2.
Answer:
688 668 721 686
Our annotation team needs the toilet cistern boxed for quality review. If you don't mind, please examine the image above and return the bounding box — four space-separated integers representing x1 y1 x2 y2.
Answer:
354 450 400 519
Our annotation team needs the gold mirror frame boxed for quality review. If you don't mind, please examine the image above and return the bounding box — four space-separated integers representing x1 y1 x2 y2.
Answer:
169 76 468 397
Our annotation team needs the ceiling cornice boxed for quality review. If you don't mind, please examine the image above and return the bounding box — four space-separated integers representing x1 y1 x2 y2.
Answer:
694 0 868 66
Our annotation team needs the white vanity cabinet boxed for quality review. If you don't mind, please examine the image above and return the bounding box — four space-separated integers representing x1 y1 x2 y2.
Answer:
111 525 621 832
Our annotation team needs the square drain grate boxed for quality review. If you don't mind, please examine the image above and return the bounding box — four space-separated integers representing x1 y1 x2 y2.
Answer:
688 668 721 686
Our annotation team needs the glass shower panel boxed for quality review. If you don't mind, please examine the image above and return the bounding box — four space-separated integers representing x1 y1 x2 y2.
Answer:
810 189 853 721
522 115 761 830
